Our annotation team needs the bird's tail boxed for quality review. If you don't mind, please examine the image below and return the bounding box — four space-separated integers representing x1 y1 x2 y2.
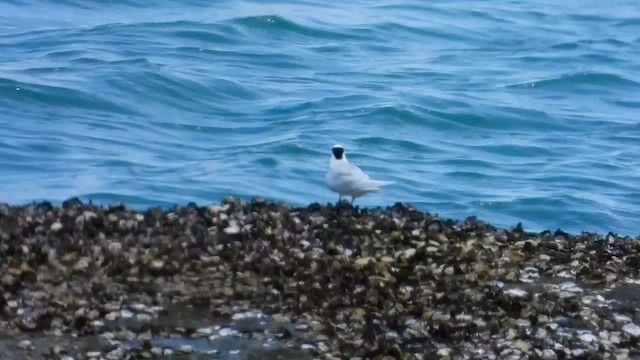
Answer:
367 180 395 188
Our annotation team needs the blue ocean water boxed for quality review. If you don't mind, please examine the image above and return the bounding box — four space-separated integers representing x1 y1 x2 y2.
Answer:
0 0 639 236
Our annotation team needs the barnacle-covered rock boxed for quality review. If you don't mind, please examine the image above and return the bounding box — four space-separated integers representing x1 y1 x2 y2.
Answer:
0 198 638 359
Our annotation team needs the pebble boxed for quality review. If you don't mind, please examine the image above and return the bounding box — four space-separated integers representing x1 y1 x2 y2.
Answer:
578 331 597 343
219 328 239 337
541 349 557 360
505 288 527 298
513 340 531 353
196 327 213 335
50 221 63 232
614 314 632 324
136 313 152 322
572 349 585 357
224 220 240 235
232 311 263 320
150 259 164 270
17 340 31 350
178 345 193 353
622 323 640 337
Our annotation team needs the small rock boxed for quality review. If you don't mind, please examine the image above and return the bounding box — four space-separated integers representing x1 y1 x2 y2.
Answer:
578 331 597 343
17 340 31 350
224 221 240 235
150 259 164 270
105 348 123 359
505 288 527 298
50 221 63 232
541 349 557 360
108 242 122 254
208 205 223 214
572 349 585 358
514 340 531 353
432 311 450 322
196 327 213 336
232 311 262 320
137 329 152 342
310 321 325 332
615 349 630 360
2 274 15 286
610 334 621 344
50 345 63 355
403 248 416 259
355 257 375 269
614 314 632 324
179 345 193 353
380 256 394 264
115 329 135 341
622 323 640 337
73 257 90 271
105 311 119 321
219 328 239 337
272 313 290 323
91 320 104 327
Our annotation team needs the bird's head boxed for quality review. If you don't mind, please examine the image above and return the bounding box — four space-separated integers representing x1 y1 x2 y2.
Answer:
331 144 346 161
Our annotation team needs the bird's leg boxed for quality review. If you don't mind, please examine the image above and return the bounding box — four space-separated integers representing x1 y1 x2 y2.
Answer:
351 196 355 206
337 195 342 215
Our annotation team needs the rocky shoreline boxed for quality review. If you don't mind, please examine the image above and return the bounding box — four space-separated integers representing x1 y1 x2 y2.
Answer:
1 197 639 359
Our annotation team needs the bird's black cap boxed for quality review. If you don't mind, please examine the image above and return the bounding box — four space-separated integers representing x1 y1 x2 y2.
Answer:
332 145 344 160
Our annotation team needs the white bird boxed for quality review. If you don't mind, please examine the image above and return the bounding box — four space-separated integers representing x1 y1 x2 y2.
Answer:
325 144 395 205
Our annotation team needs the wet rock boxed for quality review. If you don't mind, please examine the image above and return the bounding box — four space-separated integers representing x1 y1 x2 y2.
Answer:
50 220 63 232
17 340 32 350
622 323 640 337
543 348 560 360
0 197 637 359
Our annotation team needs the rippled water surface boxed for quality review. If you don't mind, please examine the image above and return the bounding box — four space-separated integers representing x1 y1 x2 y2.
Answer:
1 0 639 235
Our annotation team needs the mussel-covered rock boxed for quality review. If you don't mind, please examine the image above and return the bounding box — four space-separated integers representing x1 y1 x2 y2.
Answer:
0 197 638 359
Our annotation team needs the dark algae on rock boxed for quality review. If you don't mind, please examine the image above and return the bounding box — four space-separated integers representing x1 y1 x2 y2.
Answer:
0 197 639 359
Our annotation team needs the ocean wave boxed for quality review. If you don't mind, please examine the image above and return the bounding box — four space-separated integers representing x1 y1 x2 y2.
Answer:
230 15 372 41
0 77 137 114
507 72 640 90
1 0 639 237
